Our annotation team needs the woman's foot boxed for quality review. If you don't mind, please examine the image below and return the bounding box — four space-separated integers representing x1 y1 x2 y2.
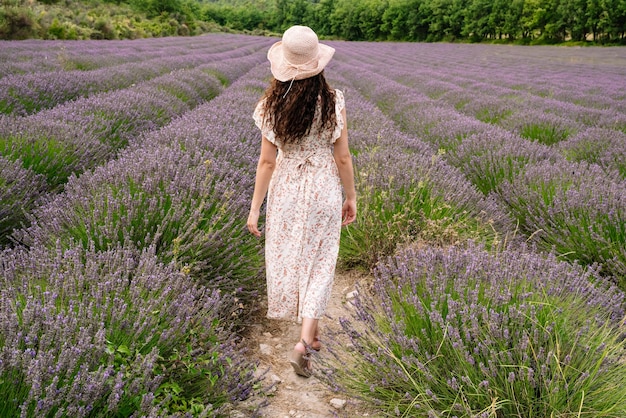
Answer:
289 341 311 378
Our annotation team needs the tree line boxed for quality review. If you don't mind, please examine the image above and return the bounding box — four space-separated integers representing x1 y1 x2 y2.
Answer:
2 0 626 42
209 0 626 43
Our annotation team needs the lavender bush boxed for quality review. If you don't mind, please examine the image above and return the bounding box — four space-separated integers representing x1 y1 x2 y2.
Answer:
0 68 222 193
0 115 112 191
136 65 270 163
500 109 582 145
2 35 626 416
321 80 513 270
0 51 268 252
0 243 261 417
457 95 513 125
332 62 490 152
498 159 626 284
558 127 626 178
35 68 223 151
319 243 626 417
0 156 47 245
16 143 264 310
335 42 626 129
0 35 272 78
444 126 561 194
341 146 507 271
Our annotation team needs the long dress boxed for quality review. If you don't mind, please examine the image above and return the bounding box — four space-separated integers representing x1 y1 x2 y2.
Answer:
253 89 345 322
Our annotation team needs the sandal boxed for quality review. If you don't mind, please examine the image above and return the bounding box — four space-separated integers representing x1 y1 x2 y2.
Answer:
311 336 322 352
289 343 312 378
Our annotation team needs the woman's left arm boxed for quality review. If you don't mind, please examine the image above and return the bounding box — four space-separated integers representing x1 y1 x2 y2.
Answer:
247 136 278 237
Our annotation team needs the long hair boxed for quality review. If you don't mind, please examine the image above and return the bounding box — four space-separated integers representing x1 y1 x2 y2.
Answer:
262 71 336 145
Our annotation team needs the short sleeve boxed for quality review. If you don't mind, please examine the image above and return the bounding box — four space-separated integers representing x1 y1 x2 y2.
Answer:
253 99 278 145
331 89 345 143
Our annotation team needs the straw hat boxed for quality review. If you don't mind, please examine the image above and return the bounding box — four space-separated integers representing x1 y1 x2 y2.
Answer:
267 25 335 82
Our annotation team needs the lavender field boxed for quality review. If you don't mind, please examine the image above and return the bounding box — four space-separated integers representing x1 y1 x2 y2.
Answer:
1 34 626 416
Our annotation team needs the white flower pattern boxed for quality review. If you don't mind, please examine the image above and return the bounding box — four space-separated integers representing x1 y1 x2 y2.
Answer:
253 89 345 322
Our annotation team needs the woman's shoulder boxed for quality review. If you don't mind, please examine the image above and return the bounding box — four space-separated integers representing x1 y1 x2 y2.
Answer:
333 89 345 111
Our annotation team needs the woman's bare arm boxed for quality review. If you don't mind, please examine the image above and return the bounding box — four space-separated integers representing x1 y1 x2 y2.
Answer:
333 107 357 225
248 136 278 237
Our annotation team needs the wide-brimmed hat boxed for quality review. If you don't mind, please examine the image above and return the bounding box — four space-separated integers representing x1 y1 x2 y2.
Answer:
267 25 335 82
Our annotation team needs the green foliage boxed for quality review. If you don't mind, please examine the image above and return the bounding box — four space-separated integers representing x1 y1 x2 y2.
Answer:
155 344 227 415
498 161 626 285
0 0 209 40
321 245 626 417
0 135 80 190
519 122 573 145
3 0 626 42
0 6 38 39
339 157 494 271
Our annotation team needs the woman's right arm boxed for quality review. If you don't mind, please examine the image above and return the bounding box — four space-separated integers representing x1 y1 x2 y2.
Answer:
248 136 278 237
333 107 357 226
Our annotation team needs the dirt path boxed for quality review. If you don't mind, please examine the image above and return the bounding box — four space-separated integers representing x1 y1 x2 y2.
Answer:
240 271 374 418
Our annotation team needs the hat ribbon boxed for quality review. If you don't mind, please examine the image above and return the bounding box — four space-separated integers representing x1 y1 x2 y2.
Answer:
282 56 320 98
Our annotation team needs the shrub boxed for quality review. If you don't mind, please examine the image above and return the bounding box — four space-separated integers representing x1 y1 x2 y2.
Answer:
0 41 266 116
0 115 112 191
340 147 505 271
0 67 222 197
16 144 264 314
498 159 626 285
0 7 38 40
325 84 513 271
319 243 626 417
558 127 626 178
0 156 47 246
93 18 117 40
501 109 582 146
0 243 262 417
456 95 513 125
335 63 488 151
445 126 560 194
47 18 66 39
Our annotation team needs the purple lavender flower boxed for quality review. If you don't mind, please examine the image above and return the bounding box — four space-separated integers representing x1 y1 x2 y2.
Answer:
0 243 262 416
498 159 626 282
317 243 626 416
0 154 47 245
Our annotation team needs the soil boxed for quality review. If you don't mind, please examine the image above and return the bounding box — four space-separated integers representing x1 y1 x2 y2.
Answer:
239 270 376 418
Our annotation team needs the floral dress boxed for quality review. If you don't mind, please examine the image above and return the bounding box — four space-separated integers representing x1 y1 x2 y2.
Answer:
253 89 345 322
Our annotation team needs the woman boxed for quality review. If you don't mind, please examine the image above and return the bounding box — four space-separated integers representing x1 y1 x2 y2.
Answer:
247 25 357 378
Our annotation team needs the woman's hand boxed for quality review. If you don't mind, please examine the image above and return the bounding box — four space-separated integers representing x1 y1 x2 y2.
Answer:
247 209 261 237
341 198 357 226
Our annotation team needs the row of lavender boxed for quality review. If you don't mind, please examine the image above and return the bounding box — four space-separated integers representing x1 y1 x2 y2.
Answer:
0 40 274 246
316 44 626 416
340 42 626 167
0 34 263 77
331 42 626 285
0 36 270 116
342 43 626 116
0 41 282 415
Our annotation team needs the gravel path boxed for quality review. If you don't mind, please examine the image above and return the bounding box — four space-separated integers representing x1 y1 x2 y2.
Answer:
240 271 374 418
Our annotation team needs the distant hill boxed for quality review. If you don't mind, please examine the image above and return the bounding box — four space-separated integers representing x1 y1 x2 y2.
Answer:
0 0 276 40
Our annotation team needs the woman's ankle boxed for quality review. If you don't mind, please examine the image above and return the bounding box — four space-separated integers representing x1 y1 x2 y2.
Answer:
311 337 322 351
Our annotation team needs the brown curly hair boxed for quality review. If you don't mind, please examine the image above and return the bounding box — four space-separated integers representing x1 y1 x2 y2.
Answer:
262 71 336 145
